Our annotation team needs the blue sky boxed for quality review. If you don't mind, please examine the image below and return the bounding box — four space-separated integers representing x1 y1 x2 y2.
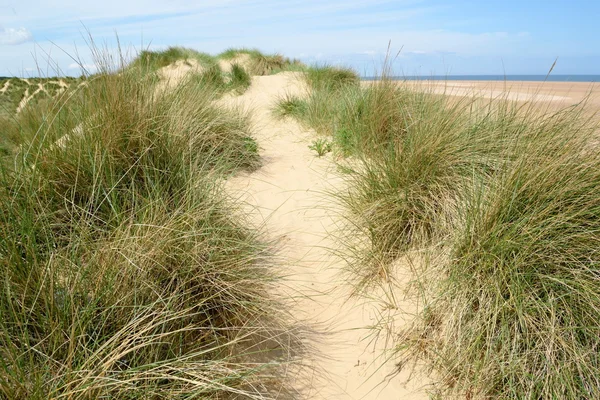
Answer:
1 0 598 77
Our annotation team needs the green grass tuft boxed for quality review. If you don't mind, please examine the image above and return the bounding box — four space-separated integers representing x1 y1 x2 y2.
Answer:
217 48 305 76
228 63 252 94
308 138 332 157
305 65 359 91
130 46 217 72
274 94 308 119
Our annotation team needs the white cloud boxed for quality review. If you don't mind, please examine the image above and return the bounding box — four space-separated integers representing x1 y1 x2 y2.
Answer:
68 62 98 72
0 1 590 75
0 27 33 45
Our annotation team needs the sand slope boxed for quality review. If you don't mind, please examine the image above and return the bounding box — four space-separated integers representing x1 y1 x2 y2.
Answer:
221 73 433 399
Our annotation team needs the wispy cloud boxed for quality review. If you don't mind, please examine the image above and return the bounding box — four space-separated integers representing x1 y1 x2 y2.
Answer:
0 0 596 75
0 26 33 45
68 62 98 71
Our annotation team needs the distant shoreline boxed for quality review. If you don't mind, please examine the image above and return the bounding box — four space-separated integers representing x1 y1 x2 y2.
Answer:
362 75 600 83
360 78 600 109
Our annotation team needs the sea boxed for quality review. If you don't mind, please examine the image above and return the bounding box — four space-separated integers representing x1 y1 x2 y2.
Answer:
362 75 600 82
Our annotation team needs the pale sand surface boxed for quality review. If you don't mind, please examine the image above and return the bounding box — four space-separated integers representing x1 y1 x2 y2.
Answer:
218 53 252 73
157 59 204 89
220 73 434 399
400 80 600 108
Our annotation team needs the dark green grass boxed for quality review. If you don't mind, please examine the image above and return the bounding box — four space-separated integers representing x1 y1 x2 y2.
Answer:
228 63 252 93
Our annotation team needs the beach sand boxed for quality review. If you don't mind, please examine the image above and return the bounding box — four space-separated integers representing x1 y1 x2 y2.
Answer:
401 80 600 109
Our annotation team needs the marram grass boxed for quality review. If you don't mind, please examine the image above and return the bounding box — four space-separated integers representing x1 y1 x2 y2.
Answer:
283 63 600 398
0 48 300 399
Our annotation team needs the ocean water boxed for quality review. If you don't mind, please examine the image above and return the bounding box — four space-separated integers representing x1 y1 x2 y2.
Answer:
362 75 600 82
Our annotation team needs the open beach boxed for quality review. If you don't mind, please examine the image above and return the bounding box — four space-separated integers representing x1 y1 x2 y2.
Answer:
402 79 600 107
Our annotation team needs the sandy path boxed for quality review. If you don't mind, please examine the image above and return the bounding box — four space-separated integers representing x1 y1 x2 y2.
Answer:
222 73 433 399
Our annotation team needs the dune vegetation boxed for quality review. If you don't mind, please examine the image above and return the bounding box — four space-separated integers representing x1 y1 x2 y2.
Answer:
0 77 85 155
0 48 303 399
129 46 218 72
277 64 600 398
5 41 600 399
218 48 304 76
0 47 305 159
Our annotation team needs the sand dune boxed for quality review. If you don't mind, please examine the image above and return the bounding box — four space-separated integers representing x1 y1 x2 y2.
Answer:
218 53 252 73
157 59 204 88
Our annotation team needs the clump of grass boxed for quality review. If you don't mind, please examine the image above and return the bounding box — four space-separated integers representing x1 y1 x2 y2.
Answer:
0 46 298 398
273 94 308 119
305 65 359 91
218 47 265 60
250 53 288 75
217 48 304 76
131 46 217 72
228 63 251 94
335 84 514 289
185 63 226 93
308 138 332 157
320 63 600 397
277 69 409 156
409 113 600 398
272 65 359 139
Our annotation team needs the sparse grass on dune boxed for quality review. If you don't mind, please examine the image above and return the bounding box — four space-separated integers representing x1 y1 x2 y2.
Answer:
218 48 304 76
273 93 308 120
187 63 253 96
131 46 217 72
305 65 359 91
0 77 85 159
272 66 359 142
0 77 83 118
285 62 600 398
0 48 298 399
